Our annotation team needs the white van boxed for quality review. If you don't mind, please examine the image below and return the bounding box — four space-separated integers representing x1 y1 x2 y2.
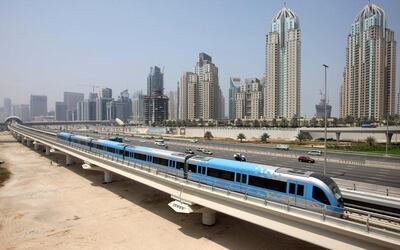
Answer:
276 144 290 150
307 150 322 156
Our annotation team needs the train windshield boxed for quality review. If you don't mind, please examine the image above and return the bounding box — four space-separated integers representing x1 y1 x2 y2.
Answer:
330 183 342 200
310 173 342 201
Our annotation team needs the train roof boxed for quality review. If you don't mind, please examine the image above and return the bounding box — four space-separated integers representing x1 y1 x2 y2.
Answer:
93 139 128 149
127 145 189 160
70 134 92 141
206 158 279 176
58 132 72 136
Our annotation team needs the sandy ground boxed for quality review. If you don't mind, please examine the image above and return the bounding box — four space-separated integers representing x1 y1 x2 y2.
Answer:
0 132 321 250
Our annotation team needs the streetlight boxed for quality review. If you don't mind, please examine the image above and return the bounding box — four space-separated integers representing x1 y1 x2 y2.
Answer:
323 64 329 176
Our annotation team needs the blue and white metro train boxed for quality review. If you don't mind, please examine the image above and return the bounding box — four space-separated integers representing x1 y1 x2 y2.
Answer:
57 132 344 216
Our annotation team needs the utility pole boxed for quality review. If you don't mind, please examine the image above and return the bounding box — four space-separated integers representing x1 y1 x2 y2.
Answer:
323 64 329 175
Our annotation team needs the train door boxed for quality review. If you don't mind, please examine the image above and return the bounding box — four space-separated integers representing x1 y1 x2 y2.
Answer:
287 181 306 209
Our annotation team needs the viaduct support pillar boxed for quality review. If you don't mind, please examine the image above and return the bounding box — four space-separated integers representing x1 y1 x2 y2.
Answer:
386 132 393 145
45 146 51 156
201 209 216 226
66 155 73 165
33 142 39 150
26 139 32 147
335 132 341 144
104 170 113 183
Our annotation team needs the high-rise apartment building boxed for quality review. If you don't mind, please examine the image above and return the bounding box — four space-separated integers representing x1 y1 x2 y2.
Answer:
235 78 263 120
397 91 400 115
229 77 241 119
30 95 47 117
55 102 67 121
96 88 113 121
63 92 84 121
265 5 301 119
194 53 220 120
340 3 396 120
178 72 198 120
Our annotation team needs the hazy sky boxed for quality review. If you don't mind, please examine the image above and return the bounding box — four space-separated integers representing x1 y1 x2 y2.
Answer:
0 0 399 117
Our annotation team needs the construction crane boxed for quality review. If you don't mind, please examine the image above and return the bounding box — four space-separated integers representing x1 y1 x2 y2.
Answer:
78 84 101 93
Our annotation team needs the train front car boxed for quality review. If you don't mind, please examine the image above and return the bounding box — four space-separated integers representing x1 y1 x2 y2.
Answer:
57 132 72 143
308 173 344 216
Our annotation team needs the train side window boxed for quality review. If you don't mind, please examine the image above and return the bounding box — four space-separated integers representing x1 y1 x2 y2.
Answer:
134 153 147 161
176 161 184 169
312 186 330 205
248 176 287 193
242 174 247 183
207 167 234 181
199 166 205 175
236 173 241 182
289 183 296 194
297 185 304 196
118 150 124 155
188 164 197 173
124 151 130 157
153 157 168 166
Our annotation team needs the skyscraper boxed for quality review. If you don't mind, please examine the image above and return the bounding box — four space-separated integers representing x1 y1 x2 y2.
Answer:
30 95 47 117
132 91 145 123
55 102 67 121
315 91 332 118
194 53 220 120
167 90 178 121
340 3 396 120
147 66 164 96
144 66 169 124
20 104 30 121
96 88 113 121
265 5 301 119
229 77 241 119
63 92 84 121
3 98 11 117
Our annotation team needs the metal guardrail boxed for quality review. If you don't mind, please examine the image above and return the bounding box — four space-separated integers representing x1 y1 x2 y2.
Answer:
9 124 400 249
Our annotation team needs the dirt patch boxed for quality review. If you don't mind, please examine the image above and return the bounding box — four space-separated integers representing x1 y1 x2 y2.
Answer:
0 165 11 187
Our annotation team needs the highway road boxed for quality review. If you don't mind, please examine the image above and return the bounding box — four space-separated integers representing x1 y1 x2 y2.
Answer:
64 130 400 189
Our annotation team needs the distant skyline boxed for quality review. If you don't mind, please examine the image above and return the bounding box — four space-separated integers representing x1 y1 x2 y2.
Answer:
0 0 399 117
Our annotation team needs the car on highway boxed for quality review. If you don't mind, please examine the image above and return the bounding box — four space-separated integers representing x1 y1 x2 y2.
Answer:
155 141 165 146
202 149 213 155
196 147 204 152
233 153 246 162
276 144 290 150
185 148 194 154
140 139 146 143
307 150 322 156
298 155 315 163
190 139 199 143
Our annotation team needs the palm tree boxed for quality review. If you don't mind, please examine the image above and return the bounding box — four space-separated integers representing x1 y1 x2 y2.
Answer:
204 131 213 140
261 133 270 143
237 133 246 143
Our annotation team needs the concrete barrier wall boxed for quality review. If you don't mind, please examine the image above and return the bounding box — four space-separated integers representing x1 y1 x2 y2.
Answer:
182 127 300 140
45 124 398 143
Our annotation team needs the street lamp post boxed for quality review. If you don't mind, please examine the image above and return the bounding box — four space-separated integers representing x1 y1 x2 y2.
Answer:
323 64 329 176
